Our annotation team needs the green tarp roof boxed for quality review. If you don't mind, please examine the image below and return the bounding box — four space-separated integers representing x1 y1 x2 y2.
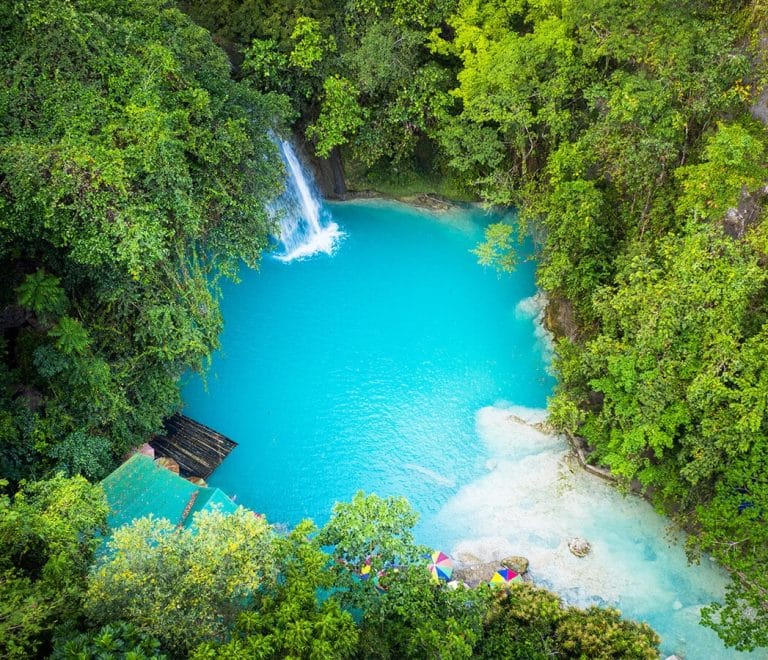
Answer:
102 454 237 531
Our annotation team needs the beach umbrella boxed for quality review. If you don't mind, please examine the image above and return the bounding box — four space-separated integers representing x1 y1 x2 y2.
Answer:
489 568 521 586
428 551 453 582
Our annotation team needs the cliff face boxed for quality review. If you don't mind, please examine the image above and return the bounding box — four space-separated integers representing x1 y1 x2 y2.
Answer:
293 134 347 199
752 83 768 125
749 29 768 124
543 294 580 343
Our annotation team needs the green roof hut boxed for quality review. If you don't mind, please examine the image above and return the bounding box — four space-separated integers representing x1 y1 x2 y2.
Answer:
101 454 238 531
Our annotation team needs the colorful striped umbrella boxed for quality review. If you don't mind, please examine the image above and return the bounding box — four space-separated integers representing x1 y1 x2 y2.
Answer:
428 551 453 582
489 568 521 586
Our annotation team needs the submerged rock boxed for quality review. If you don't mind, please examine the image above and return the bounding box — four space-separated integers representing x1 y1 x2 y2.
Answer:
456 552 482 565
568 537 592 557
484 458 499 471
501 555 529 575
531 420 555 434
401 193 456 212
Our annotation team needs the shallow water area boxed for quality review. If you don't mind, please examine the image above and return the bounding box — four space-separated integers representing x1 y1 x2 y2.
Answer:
432 405 755 659
183 198 756 659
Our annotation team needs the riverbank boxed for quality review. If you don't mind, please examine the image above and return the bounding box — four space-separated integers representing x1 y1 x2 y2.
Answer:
293 133 477 208
335 190 463 213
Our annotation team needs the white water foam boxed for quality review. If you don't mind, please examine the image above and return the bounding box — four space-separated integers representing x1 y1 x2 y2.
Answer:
515 292 555 372
432 404 752 659
273 140 342 262
276 224 342 262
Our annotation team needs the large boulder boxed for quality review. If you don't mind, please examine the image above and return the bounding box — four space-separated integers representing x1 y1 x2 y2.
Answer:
453 562 499 588
568 537 591 557
501 555 529 575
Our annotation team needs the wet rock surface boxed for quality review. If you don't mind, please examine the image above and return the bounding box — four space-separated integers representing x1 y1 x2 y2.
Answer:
453 562 500 587
501 555 529 575
453 555 531 587
456 552 482 565
568 537 592 557
399 193 456 212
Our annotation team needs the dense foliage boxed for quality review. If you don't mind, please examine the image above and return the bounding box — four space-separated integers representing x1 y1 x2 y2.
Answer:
1 0 766 654
0 475 108 658
0 0 287 483
86 509 275 654
47 491 658 659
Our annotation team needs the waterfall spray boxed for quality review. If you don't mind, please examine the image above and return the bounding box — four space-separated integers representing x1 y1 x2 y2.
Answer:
273 140 341 261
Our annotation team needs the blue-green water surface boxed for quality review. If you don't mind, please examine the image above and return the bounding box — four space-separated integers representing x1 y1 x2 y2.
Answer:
185 200 551 526
184 200 754 659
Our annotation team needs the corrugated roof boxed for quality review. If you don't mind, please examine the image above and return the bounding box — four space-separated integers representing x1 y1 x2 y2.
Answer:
102 454 237 531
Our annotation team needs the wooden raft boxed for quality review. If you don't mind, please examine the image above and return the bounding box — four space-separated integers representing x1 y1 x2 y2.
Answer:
151 414 237 479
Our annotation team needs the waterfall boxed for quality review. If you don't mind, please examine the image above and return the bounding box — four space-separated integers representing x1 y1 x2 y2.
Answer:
273 139 341 262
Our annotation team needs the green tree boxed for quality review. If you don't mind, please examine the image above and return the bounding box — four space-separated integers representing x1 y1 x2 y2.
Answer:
289 16 336 71
0 475 108 658
15 270 68 320
574 226 765 495
47 431 113 482
355 567 485 659
676 121 766 222
0 0 287 478
477 584 659 659
697 436 768 650
318 492 485 659
318 491 424 598
86 509 275 655
192 520 359 659
473 222 519 273
555 605 660 659
53 621 167 660
307 76 367 157
50 317 91 356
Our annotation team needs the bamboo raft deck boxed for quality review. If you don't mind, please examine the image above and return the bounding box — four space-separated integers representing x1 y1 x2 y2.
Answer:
151 414 237 479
